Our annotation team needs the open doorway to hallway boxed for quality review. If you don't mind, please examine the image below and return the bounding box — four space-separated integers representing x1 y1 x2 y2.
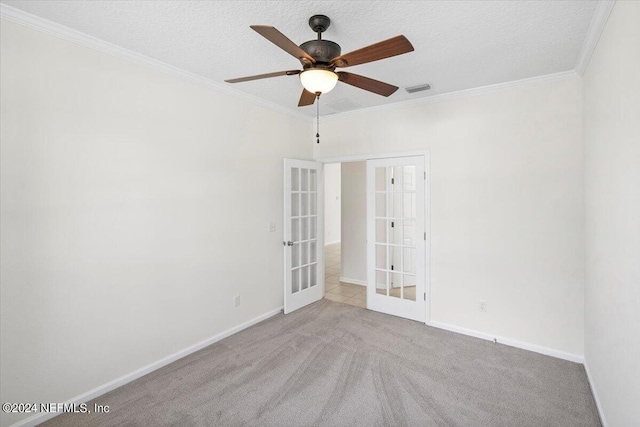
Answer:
324 243 366 307
323 162 367 308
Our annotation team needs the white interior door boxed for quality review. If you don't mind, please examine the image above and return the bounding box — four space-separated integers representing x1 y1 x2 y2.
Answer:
367 156 426 322
283 159 324 313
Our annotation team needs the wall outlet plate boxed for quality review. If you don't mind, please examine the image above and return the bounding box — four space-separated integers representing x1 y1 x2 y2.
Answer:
234 295 241 307
479 300 487 313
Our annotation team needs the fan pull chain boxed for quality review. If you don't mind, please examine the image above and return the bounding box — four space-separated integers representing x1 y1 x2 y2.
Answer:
316 95 320 144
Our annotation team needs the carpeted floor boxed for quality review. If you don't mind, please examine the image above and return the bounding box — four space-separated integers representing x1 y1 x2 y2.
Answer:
44 299 600 426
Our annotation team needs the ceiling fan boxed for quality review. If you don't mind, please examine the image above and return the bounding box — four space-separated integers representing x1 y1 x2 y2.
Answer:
225 15 414 107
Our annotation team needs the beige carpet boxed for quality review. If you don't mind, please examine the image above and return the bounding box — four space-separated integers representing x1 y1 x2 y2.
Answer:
44 299 600 426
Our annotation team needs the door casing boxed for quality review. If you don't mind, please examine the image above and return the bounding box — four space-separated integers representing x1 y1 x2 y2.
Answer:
314 150 431 323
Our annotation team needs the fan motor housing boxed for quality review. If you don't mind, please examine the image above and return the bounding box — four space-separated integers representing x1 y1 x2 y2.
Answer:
300 40 341 65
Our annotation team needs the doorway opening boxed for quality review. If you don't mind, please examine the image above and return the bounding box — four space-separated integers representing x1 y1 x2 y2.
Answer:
323 162 367 308
283 152 429 322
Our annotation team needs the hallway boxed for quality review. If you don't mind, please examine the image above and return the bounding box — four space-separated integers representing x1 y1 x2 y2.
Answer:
323 243 366 308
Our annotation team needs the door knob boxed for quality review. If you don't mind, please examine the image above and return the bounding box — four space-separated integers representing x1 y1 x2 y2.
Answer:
283 241 294 246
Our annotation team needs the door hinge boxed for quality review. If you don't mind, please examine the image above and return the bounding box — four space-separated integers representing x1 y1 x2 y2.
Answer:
391 221 395 228
391 265 394 271
391 178 395 185
424 171 426 180
424 232 426 240
424 293 426 301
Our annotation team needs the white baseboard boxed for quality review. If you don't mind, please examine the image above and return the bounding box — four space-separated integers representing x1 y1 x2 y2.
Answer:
584 360 608 427
9 307 283 427
324 240 341 246
426 320 584 364
339 277 367 286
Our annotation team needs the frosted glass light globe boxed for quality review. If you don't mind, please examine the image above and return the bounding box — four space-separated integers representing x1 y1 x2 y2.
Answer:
299 69 338 94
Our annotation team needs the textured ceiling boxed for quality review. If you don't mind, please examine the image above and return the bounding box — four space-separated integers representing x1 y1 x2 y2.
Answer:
2 1 597 116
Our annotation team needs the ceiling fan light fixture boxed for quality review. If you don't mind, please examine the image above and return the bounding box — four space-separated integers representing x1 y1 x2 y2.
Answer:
299 69 338 95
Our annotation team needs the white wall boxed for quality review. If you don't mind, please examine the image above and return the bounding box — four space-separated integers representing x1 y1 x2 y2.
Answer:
323 163 341 245
582 2 640 426
316 78 585 358
340 162 367 284
0 20 311 427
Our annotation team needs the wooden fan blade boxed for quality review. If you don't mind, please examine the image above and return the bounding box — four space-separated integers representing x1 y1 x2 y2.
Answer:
332 35 414 67
298 89 317 107
225 70 300 83
337 72 398 97
251 25 315 64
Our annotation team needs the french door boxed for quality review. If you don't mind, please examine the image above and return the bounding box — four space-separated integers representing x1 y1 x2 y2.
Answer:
283 159 324 313
366 156 426 322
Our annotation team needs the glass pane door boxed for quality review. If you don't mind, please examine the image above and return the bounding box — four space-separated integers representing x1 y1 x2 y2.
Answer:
367 156 426 321
290 167 319 294
284 159 324 313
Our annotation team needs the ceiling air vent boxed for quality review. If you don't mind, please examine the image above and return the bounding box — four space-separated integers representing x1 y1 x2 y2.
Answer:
405 83 431 94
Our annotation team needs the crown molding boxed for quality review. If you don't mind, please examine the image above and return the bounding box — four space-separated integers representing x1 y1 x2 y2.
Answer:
575 0 616 76
1 2 595 121
0 3 312 122
321 70 579 122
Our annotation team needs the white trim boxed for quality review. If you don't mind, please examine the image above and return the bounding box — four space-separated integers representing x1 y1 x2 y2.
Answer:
426 320 584 364
584 360 608 427
0 3 588 121
319 163 326 302
424 151 431 323
321 71 579 122
315 150 430 164
339 277 367 286
0 3 581 124
575 1 616 76
0 4 310 122
8 307 283 427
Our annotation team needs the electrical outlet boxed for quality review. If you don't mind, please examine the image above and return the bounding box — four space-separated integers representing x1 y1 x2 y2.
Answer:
268 222 276 232
234 295 241 307
479 300 487 313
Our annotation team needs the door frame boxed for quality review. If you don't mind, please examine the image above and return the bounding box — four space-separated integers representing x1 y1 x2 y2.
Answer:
315 150 431 323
